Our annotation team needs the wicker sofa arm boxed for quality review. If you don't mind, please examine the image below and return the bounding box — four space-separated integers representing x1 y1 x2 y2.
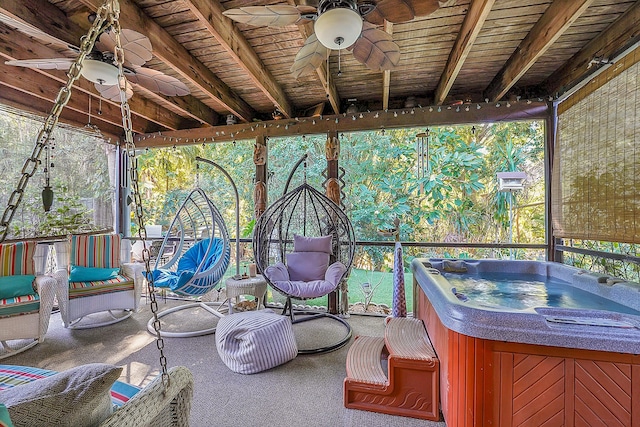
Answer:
99 366 194 427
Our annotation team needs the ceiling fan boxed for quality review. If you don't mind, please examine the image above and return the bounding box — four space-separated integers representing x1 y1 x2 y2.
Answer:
2 14 189 102
223 0 442 79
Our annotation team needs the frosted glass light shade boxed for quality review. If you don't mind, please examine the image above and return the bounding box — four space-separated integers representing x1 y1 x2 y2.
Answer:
81 59 119 85
314 8 362 49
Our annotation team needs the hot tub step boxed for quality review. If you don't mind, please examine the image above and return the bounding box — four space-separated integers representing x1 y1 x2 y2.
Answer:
343 317 440 421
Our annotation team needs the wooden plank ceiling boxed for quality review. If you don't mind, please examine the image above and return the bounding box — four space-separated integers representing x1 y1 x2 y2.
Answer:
0 0 638 144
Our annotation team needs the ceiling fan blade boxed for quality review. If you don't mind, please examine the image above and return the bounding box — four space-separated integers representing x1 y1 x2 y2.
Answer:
95 80 133 102
97 29 153 67
291 34 329 80
365 0 440 24
0 12 76 51
127 67 190 97
351 23 400 71
222 5 315 27
5 58 73 71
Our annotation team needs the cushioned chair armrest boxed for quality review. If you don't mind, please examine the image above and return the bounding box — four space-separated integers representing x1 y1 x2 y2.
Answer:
324 262 347 286
121 263 145 311
34 275 58 339
99 366 194 427
264 262 290 282
52 268 70 321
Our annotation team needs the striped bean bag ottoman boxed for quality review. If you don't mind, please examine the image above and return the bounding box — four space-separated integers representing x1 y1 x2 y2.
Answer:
216 309 297 374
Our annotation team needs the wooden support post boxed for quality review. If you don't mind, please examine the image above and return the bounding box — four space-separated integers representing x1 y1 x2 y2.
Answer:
326 130 340 314
253 135 267 220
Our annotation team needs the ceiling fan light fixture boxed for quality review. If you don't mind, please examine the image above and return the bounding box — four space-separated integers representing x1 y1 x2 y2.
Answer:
81 59 119 85
314 8 363 50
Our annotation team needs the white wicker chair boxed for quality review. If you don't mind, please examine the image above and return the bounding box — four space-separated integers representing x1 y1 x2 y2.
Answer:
99 366 193 427
53 234 144 329
0 241 57 359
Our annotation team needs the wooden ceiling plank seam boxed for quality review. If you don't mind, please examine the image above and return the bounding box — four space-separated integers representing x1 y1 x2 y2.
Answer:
0 0 218 127
484 0 596 101
435 0 496 105
183 0 294 118
543 0 640 96
78 0 256 121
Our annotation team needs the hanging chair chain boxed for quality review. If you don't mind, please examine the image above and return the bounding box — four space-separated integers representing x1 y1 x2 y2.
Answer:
0 2 112 243
109 8 169 387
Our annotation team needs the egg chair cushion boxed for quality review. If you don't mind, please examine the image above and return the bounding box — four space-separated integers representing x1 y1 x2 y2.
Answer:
285 251 329 282
149 238 224 291
292 234 332 253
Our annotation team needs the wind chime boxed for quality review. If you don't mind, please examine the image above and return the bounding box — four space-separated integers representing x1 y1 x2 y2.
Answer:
416 129 430 193
42 138 55 212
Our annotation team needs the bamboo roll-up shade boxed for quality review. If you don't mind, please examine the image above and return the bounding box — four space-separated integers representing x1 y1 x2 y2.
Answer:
553 54 640 243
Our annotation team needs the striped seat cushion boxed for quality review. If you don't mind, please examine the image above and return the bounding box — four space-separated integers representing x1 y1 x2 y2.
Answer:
0 365 140 408
216 309 297 374
69 275 134 299
0 294 39 317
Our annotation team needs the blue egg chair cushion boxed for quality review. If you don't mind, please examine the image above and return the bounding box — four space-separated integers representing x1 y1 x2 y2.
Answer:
149 238 224 292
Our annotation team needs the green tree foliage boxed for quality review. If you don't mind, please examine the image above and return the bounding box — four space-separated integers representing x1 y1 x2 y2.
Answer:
0 108 112 239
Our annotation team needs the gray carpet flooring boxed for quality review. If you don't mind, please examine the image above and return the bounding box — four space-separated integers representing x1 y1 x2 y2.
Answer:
3 301 446 427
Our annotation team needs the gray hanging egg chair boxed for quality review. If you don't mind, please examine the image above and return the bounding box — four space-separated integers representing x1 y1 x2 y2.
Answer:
253 154 355 354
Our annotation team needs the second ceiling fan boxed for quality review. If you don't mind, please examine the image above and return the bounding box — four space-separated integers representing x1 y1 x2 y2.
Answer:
223 0 442 79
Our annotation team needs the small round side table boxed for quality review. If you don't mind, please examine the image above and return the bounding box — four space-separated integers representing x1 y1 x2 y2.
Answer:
223 274 268 314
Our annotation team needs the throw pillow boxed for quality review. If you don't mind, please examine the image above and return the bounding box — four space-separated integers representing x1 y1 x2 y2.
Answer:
0 404 13 427
0 275 36 299
0 242 36 277
286 251 329 282
0 363 122 427
69 266 120 282
293 235 332 254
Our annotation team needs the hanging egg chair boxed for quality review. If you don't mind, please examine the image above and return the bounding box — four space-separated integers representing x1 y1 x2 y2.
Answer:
253 155 355 354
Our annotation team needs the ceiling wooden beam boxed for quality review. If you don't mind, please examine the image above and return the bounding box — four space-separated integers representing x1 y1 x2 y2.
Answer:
543 0 640 96
0 0 219 127
76 0 256 122
0 26 182 132
0 84 123 142
136 101 550 147
484 0 595 102
186 0 294 119
382 21 393 110
434 0 495 105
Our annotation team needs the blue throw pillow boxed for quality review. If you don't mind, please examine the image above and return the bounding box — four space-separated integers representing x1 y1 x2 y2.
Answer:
69 265 120 282
0 275 36 299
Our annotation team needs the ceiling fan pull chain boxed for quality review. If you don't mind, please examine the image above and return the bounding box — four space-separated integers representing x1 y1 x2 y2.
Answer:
111 8 170 390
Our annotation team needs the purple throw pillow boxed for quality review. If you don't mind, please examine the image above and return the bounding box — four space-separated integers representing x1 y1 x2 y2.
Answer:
286 251 329 282
293 235 332 254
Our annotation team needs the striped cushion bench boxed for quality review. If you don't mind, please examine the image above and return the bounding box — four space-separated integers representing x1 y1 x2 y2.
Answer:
0 365 140 407
216 309 297 374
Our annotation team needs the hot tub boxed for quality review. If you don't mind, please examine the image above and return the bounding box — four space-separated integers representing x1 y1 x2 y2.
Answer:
411 258 640 427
